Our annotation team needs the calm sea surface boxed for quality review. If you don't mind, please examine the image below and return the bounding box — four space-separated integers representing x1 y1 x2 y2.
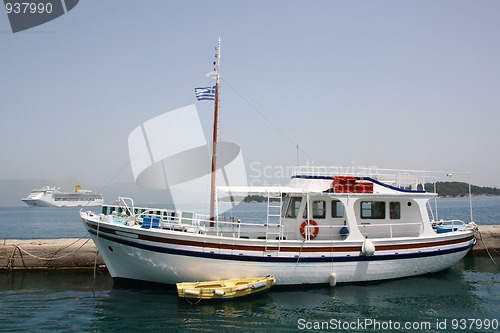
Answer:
0 197 499 332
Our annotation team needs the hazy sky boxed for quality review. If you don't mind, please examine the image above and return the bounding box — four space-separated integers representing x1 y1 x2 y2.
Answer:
1 1 499 187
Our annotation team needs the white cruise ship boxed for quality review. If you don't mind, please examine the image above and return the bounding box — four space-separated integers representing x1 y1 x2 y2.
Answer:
22 186 103 207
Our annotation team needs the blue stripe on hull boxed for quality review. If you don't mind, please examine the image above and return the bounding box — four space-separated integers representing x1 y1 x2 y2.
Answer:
89 229 473 263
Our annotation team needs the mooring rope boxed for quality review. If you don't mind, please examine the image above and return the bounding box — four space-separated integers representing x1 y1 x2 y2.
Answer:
293 239 306 271
6 247 16 271
10 236 91 262
476 229 500 269
92 217 102 292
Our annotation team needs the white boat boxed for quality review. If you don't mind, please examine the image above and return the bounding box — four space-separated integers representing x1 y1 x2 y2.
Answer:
22 185 103 207
80 40 477 286
80 169 476 285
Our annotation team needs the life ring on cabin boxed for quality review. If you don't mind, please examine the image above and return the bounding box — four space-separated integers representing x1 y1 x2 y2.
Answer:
300 220 319 239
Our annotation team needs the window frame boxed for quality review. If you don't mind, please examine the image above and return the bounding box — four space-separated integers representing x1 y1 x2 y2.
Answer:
303 200 326 219
390 201 401 219
360 201 386 219
331 200 344 218
285 197 302 219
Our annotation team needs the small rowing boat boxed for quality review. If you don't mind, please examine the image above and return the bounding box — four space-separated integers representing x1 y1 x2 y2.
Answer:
177 276 275 300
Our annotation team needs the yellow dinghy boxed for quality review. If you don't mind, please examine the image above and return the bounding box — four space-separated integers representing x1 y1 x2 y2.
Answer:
177 276 275 300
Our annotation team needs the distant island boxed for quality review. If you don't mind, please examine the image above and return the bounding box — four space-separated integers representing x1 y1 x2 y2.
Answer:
422 181 500 197
242 195 268 203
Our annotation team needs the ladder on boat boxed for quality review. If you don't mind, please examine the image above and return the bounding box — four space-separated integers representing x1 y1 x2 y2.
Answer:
265 192 283 251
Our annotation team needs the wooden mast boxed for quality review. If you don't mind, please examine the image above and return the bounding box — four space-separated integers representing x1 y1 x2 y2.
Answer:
209 38 221 224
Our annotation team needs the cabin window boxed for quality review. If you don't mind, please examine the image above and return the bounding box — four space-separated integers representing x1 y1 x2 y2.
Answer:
390 202 401 219
285 197 302 218
361 201 386 219
303 200 326 219
331 200 344 218
281 197 290 218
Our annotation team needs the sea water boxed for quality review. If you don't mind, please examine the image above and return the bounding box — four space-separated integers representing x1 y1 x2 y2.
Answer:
0 197 498 332
0 258 498 332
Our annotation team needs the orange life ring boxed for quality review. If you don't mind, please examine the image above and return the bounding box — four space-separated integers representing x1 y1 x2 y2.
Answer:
300 220 319 239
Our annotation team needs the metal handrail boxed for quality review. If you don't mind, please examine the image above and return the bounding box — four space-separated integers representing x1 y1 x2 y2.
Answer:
431 219 468 230
357 222 423 238
132 208 282 239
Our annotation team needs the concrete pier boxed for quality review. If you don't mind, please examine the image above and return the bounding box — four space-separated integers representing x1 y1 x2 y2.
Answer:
472 225 500 255
1 226 499 271
1 238 105 271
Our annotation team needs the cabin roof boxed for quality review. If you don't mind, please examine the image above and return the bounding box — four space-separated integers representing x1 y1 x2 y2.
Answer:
216 185 305 194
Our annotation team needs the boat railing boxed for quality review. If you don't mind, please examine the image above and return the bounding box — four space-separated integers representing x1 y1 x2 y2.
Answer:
312 225 350 240
431 219 469 232
431 219 466 226
357 222 423 239
207 218 282 239
101 203 281 238
138 208 205 233
102 204 165 218
116 197 135 216
292 166 442 190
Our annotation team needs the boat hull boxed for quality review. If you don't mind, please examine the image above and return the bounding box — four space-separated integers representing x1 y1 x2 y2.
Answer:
82 216 474 285
22 199 104 207
22 199 59 207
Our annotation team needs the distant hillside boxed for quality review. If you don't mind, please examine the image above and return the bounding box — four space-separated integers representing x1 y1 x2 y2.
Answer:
233 183 499 202
423 181 500 197
243 195 267 203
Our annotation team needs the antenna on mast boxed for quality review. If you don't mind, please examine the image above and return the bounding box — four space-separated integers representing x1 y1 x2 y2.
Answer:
296 144 299 166
209 37 221 224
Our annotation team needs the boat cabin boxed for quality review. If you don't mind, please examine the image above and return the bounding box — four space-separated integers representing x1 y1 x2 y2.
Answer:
215 170 439 242
280 193 426 241
98 168 458 243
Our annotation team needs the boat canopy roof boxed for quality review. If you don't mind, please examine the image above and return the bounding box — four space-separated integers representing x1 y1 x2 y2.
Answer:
216 185 305 194
217 167 467 197
288 177 333 193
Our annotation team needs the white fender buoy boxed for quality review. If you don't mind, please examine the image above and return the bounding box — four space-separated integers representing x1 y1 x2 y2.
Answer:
329 272 337 287
362 238 375 256
251 281 267 289
236 284 249 291
214 289 225 296
184 289 200 296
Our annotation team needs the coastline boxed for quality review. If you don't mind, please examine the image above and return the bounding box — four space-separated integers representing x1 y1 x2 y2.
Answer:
438 194 500 198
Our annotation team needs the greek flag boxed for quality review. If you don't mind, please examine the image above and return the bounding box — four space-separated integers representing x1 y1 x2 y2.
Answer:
195 86 216 101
